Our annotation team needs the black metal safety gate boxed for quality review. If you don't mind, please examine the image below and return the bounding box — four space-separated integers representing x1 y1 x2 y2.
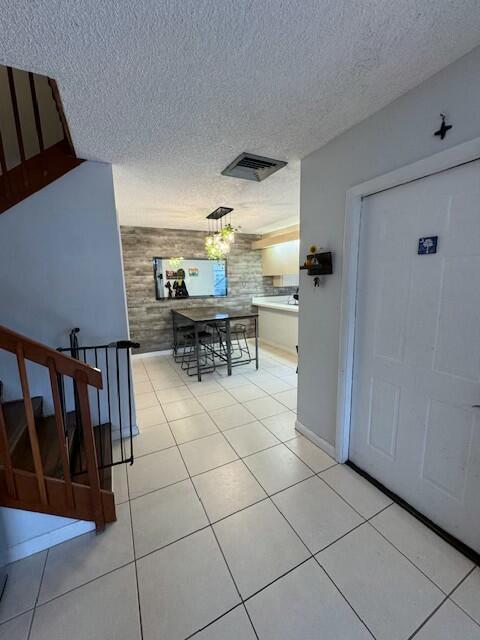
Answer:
58 329 139 477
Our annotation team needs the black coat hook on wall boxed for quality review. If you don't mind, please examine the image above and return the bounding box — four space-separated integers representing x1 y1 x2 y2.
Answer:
434 114 452 140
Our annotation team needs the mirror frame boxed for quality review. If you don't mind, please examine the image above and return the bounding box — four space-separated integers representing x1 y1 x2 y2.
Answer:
152 256 228 301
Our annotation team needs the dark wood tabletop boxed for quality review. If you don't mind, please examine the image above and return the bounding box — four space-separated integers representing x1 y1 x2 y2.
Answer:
171 307 258 323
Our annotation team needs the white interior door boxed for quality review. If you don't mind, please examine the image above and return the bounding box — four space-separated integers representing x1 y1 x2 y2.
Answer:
350 160 480 553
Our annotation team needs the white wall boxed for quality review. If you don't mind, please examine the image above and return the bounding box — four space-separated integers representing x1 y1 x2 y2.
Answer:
298 46 480 448
0 161 130 561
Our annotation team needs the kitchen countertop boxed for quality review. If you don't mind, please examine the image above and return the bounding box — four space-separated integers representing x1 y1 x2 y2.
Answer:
252 296 299 313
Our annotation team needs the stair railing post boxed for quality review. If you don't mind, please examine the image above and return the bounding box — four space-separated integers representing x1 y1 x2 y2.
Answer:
16 344 47 504
75 372 105 531
7 67 29 189
47 359 74 509
0 403 16 497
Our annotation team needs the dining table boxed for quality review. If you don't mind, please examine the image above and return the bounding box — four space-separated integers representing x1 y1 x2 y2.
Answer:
171 307 259 381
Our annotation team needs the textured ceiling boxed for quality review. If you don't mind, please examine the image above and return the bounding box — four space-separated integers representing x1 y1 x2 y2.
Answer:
1 1 480 232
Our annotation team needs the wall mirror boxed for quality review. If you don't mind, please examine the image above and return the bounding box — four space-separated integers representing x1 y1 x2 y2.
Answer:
153 257 227 300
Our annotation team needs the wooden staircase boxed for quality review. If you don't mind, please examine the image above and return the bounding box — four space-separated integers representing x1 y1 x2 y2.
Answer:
0 326 116 531
0 65 83 214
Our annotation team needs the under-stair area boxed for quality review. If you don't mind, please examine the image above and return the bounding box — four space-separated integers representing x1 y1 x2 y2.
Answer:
0 326 137 532
0 64 83 214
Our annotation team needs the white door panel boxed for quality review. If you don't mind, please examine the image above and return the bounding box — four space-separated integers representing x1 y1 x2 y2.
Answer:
350 160 480 553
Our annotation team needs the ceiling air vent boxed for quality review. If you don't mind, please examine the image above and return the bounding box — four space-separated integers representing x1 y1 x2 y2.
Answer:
221 153 287 182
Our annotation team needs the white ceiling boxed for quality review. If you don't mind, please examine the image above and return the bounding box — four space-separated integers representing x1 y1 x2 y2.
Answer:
1 1 480 232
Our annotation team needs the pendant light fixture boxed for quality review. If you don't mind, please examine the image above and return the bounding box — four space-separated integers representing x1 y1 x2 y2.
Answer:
205 207 238 260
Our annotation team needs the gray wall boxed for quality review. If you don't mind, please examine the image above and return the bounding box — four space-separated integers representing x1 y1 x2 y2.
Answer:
0 161 130 559
121 226 297 353
299 46 480 448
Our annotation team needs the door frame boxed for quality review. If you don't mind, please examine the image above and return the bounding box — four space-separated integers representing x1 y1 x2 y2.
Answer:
335 136 480 462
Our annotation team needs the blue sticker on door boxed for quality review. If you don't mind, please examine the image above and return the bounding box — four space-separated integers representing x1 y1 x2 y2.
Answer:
418 236 438 255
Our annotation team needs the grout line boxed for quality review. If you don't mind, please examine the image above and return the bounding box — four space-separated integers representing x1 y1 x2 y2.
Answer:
313 558 377 639
369 519 456 597
231 452 375 637
29 560 136 610
407 565 479 639
25 548 49 640
164 414 260 639
133 351 473 639
125 466 145 640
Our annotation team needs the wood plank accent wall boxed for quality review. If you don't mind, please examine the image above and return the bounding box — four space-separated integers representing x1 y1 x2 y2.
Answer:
121 227 297 354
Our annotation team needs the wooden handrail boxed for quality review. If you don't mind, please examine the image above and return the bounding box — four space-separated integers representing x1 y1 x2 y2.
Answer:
0 325 108 529
0 325 102 389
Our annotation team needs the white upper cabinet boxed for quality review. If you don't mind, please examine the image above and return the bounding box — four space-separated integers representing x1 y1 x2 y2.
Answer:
261 240 299 276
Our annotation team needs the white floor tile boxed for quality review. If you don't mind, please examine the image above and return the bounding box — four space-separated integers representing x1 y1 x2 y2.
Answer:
198 390 237 411
31 564 141 640
0 551 46 623
217 374 251 389
246 374 293 395
285 435 336 472
163 397 204 421
228 383 268 402
131 479 208 557
155 385 193 404
187 380 224 396
150 375 185 391
243 396 288 420
134 391 159 410
192 606 256 639
137 528 239 640
213 500 309 598
281 373 298 387
193 460 266 522
169 412 219 444
136 404 167 428
272 389 297 411
113 463 129 503
209 404 257 431
180 433 238 476
133 423 175 457
0 611 32 640
244 444 313 494
127 447 188 499
134 380 153 395
273 476 364 553
371 504 474 593
261 411 297 441
451 568 480 624
265 364 296 378
247 559 372 640
317 524 444 640
38 503 134 604
223 421 279 457
413 600 480 639
320 464 392 518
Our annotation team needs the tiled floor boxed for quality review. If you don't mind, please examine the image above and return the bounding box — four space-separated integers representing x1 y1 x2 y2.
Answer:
2 342 479 640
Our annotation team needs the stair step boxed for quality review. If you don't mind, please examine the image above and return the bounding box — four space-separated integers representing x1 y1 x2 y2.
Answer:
1 396 43 452
10 411 77 479
72 422 112 491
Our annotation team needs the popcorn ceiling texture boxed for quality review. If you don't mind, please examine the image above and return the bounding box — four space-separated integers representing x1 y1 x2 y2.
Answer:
121 227 297 354
1 2 480 232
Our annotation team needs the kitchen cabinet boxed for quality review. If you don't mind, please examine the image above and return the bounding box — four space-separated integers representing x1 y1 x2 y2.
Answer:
261 240 299 276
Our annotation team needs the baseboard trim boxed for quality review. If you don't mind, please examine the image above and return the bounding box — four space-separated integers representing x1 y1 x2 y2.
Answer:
132 348 173 360
295 420 337 459
6 519 95 564
259 338 297 355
